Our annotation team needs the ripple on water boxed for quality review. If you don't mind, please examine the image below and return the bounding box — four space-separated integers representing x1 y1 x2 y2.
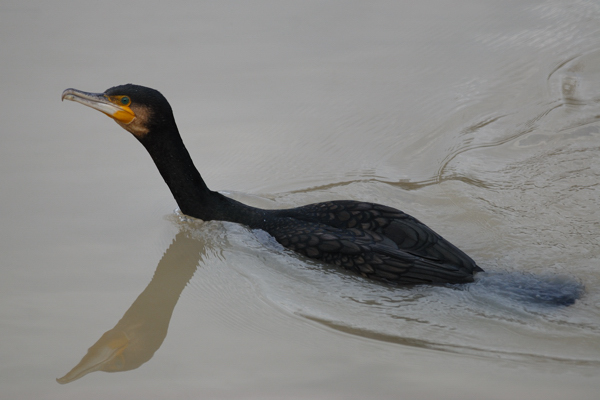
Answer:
175 218 600 366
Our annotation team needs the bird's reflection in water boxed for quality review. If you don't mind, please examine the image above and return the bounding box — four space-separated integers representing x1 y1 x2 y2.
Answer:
56 217 585 384
57 225 208 384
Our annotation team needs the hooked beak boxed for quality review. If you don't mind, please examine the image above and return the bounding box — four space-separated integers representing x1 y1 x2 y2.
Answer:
62 88 135 124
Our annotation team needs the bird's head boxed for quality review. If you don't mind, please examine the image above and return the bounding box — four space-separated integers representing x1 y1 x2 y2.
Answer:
62 84 174 140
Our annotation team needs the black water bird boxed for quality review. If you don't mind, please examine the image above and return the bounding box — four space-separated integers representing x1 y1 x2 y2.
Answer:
62 84 483 284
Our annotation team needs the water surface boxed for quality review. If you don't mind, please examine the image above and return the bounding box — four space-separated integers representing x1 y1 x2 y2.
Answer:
1 1 599 399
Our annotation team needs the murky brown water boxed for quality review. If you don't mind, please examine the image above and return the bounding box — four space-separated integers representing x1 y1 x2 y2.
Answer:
1 1 600 399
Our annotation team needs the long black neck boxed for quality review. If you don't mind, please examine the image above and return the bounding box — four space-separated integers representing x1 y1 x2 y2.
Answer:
139 125 269 227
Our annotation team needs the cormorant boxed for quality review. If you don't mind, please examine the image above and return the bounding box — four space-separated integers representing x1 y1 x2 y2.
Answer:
62 84 483 284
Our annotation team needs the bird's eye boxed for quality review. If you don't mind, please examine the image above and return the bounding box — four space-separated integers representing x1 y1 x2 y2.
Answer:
120 96 131 106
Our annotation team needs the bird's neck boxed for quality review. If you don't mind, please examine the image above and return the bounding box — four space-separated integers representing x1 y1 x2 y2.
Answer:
140 127 267 226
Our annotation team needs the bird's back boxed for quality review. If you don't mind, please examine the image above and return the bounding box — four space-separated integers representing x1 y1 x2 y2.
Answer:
262 200 482 284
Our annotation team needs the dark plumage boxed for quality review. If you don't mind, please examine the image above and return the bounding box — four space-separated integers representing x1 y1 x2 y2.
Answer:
62 84 483 284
